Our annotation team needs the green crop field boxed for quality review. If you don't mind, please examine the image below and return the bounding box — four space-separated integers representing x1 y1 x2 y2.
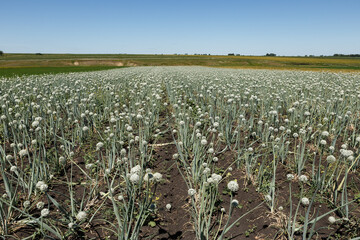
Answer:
1 67 360 239
1 53 360 77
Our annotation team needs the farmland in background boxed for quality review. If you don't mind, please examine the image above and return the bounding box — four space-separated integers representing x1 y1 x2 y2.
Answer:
1 54 360 77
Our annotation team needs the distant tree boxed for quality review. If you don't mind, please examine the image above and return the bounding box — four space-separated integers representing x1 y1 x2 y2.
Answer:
266 53 276 56
0 50 3 56
35 53 42 55
228 53 235 56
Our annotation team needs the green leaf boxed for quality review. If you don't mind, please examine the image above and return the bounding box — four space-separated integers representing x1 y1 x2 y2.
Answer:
148 221 156 227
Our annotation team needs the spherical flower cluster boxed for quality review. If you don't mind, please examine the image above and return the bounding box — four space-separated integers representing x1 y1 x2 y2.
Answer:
299 175 308 183
143 172 153 182
166 203 172 211
68 222 75 229
19 149 28 157
96 142 104 150
36 181 48 192
340 149 353 157
59 156 66 164
130 165 141 175
301 197 310 206
328 216 336 224
200 139 208 145
41 208 50 217
286 174 295 181
32 120 40 128
23 200 31 208
265 194 272 201
37 201 45 209
326 155 336 163
188 188 196 197
322 131 329 137
153 172 162 182
76 211 88 221
227 180 239 192
10 166 18 172
207 173 222 185
231 199 239 206
129 173 140 184
320 140 327 145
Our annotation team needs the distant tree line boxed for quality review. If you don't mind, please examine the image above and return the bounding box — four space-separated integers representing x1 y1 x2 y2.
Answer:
0 50 3 56
333 54 360 57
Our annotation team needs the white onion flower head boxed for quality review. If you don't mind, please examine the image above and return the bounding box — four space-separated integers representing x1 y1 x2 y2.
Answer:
322 131 329 137
328 216 336 224
59 156 66 164
96 142 104 150
10 166 18 172
153 172 162 182
188 188 196 197
19 149 28 157
32 120 39 128
130 165 141 175
301 197 310 206
41 208 50 217
39 183 48 192
287 174 295 181
200 139 208 145
143 173 153 182
36 181 45 189
211 173 222 184
299 175 308 183
76 211 87 221
118 195 124 201
23 200 31 208
129 173 140 184
231 199 239 207
36 201 45 209
265 194 272 201
166 203 172 211
326 155 336 163
340 149 353 157
227 180 239 192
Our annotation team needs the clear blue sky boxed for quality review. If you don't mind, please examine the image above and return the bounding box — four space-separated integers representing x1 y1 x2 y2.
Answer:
1 0 359 55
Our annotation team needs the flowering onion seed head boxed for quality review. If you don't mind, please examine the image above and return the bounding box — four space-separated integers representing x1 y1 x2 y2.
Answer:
326 155 336 163
227 180 239 192
76 211 87 221
301 197 310 206
41 208 50 217
188 188 196 197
